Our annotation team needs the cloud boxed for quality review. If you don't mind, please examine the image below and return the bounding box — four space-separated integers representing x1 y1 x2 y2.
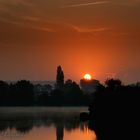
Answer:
22 16 57 25
0 17 54 32
61 1 110 8
68 24 109 33
0 0 38 16
22 16 41 22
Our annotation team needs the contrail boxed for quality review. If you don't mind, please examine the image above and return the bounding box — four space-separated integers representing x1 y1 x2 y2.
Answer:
62 1 109 8
67 24 109 33
0 18 54 32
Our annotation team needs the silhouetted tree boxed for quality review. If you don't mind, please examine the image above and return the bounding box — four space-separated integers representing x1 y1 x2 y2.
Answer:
56 65 64 88
14 80 34 106
63 80 83 105
88 78 140 140
0 81 9 106
105 78 122 90
51 89 64 106
44 84 52 94
38 93 49 106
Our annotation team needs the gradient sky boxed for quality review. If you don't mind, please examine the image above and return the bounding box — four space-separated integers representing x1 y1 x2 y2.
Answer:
0 0 140 84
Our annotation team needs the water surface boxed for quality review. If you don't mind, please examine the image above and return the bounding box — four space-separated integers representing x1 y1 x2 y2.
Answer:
0 107 96 140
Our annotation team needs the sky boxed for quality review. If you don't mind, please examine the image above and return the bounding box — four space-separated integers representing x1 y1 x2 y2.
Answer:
0 0 140 84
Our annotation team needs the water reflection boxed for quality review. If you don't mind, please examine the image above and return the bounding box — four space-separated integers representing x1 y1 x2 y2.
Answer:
0 107 96 140
56 124 64 140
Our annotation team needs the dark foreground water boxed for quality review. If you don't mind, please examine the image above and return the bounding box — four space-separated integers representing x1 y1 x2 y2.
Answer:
0 107 96 140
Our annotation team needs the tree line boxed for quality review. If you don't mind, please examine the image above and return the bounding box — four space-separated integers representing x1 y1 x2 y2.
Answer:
88 79 140 140
0 79 90 106
0 65 139 106
0 66 90 106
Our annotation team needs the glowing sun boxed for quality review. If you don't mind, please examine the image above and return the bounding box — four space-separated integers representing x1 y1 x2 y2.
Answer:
84 74 92 80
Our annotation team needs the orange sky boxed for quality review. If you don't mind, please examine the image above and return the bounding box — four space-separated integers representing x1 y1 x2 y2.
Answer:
0 0 140 84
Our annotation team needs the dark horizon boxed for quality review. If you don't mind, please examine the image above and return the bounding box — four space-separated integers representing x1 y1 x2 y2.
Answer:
3 79 140 85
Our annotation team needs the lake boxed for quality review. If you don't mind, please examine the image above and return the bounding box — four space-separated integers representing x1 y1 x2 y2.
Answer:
0 107 97 140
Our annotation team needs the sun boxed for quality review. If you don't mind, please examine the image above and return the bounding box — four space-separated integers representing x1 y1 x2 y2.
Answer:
83 74 92 80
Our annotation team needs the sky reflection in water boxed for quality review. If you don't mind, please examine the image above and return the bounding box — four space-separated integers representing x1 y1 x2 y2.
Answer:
0 107 97 140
